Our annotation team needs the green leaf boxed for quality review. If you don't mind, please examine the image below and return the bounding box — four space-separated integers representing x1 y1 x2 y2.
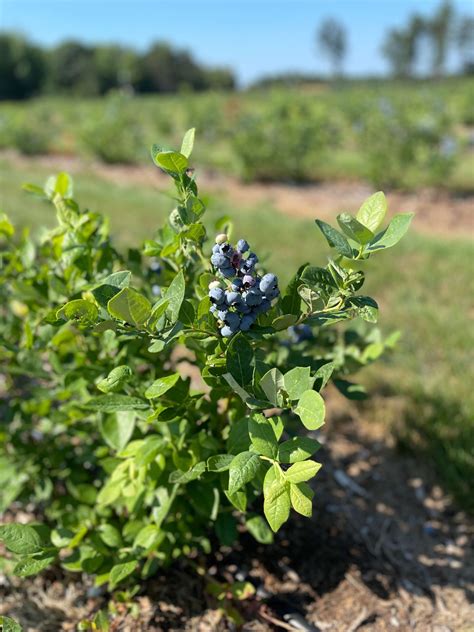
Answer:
314 361 335 390
99 524 123 548
226 333 254 387
278 436 321 463
180 128 195 158
169 461 206 483
228 451 261 495
215 514 238 546
164 271 185 323
248 414 277 458
151 148 188 174
13 554 56 577
348 296 378 323
97 365 132 393
259 368 284 405
294 390 326 430
272 314 298 330
92 271 132 309
263 477 291 532
337 213 374 245
85 395 149 412
367 213 414 252
0 524 42 554
0 615 23 632
133 524 162 550
145 373 180 399
301 266 337 299
0 214 15 238
207 454 234 472
356 191 387 232
100 411 136 452
284 366 315 401
109 560 137 589
285 460 322 483
289 482 313 517
107 288 151 327
245 515 274 544
56 299 98 326
315 220 353 258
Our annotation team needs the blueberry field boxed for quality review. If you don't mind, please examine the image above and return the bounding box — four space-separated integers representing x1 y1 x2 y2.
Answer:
1 61 474 632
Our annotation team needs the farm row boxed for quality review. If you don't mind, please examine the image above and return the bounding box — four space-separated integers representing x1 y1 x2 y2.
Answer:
1 78 473 190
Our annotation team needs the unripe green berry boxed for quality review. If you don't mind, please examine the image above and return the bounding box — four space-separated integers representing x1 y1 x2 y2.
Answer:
215 233 228 244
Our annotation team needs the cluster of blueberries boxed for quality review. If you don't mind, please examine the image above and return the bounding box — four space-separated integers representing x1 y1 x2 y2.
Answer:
208 234 279 337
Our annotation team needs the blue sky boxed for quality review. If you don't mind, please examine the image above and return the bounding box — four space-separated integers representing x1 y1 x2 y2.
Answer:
1 0 472 84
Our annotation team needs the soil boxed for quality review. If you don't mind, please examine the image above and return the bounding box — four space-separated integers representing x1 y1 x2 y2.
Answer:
1 389 473 632
3 151 474 239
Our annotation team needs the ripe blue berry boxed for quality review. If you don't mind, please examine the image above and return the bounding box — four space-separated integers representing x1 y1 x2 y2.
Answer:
221 325 233 337
209 287 225 305
245 288 263 306
211 253 228 268
226 291 242 306
240 313 256 331
237 239 249 253
231 278 243 291
225 312 240 330
259 273 277 293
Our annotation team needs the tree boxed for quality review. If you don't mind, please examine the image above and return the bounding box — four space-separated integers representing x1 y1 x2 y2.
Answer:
456 16 474 73
382 28 416 78
47 41 99 95
0 33 46 100
94 45 139 94
427 0 455 77
317 19 347 77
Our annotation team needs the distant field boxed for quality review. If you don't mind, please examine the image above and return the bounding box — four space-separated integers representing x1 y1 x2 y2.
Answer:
1 78 473 190
2 153 473 510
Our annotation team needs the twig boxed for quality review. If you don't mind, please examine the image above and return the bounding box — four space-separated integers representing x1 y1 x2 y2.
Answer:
259 606 302 631
346 608 369 632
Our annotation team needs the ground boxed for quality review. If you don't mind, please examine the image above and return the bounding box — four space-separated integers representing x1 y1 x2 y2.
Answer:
1 390 473 631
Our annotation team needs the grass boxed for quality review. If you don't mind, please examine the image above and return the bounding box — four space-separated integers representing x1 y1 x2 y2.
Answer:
1 156 473 510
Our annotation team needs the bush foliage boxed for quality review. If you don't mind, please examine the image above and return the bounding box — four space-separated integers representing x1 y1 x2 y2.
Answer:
0 131 412 590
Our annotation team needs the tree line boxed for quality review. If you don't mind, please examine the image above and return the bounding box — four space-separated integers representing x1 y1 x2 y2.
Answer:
317 1 473 78
0 35 236 100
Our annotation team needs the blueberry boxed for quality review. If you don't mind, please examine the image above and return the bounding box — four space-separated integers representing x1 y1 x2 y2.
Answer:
236 302 251 314
220 243 233 256
241 260 254 274
231 278 243 291
242 274 255 287
264 287 280 300
247 252 258 264
211 253 228 268
210 305 219 317
226 291 242 306
212 244 221 254
245 288 263 307
217 309 229 320
209 287 225 304
220 266 235 278
240 313 256 331
254 298 271 314
215 233 228 244
225 312 241 330
221 325 233 337
237 239 249 253
259 273 277 293
208 280 221 290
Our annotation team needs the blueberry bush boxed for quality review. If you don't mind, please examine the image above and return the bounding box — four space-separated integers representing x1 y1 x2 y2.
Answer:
0 130 412 591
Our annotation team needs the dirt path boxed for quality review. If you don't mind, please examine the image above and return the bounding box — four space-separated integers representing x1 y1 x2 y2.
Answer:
1 391 473 631
4 151 474 240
